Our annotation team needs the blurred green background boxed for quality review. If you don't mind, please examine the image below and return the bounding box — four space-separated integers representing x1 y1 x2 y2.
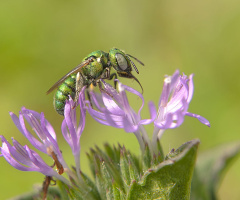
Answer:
0 0 240 199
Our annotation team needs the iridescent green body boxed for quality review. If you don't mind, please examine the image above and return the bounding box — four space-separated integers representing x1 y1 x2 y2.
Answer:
48 48 144 115
54 74 77 115
54 50 109 115
81 50 109 84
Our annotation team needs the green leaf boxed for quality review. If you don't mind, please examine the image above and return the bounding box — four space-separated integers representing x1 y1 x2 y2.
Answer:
127 139 200 200
191 141 240 200
128 152 141 183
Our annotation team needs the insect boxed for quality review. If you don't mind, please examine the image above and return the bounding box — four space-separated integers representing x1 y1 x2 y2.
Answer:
47 48 144 115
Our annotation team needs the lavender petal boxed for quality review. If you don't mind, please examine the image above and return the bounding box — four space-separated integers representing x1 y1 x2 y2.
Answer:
185 112 211 127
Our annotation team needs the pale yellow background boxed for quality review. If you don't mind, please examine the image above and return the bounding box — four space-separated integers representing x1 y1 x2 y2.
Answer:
0 0 239 199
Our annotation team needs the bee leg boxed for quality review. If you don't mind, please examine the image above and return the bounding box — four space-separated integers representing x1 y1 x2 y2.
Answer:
74 72 85 107
86 89 93 107
117 71 143 94
100 68 118 89
108 73 118 89
100 67 111 79
98 81 113 97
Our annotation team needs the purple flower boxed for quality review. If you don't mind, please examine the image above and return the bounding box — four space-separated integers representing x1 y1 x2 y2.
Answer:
0 88 86 180
9 107 68 171
153 70 210 142
86 80 156 152
87 80 155 132
61 87 86 177
0 135 69 185
0 68 211 187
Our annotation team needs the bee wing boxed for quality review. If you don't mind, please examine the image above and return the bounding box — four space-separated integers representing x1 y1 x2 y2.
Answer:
46 58 93 94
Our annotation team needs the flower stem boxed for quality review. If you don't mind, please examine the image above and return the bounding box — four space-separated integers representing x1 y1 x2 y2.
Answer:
74 151 81 179
55 174 71 186
133 131 145 154
152 127 165 154
139 125 152 153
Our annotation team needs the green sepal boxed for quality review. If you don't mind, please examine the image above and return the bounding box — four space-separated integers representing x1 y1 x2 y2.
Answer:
128 153 141 183
101 160 114 199
191 141 240 200
142 142 152 170
127 139 200 200
5 187 61 200
44 187 62 200
94 145 125 191
104 143 120 165
152 138 164 166
156 138 164 162
57 180 70 200
112 179 121 200
68 188 84 200
86 152 96 176
95 157 107 200
68 166 101 200
58 180 87 200
79 171 101 200
120 145 131 187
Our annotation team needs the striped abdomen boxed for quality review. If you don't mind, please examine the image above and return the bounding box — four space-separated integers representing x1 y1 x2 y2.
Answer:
54 74 76 115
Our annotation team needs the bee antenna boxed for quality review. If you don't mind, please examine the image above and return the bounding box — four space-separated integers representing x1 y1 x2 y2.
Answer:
126 54 144 66
126 55 139 74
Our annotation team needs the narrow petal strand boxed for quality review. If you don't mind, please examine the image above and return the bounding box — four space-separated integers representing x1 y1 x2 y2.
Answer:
186 112 211 127
61 87 86 176
0 136 56 176
10 108 68 170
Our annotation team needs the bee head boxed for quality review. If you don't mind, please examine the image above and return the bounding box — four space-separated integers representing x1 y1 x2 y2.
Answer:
109 48 132 73
109 48 144 93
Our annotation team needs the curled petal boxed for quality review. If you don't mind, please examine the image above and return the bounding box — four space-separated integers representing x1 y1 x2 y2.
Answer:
139 102 157 125
186 112 211 127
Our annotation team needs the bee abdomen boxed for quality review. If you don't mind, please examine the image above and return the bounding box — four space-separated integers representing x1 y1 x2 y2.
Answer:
54 74 76 115
54 98 65 115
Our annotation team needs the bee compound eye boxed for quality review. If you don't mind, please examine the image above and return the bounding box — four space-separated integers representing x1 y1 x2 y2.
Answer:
115 53 128 71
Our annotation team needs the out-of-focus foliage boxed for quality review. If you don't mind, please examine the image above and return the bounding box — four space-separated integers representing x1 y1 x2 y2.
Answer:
191 141 240 200
0 0 239 199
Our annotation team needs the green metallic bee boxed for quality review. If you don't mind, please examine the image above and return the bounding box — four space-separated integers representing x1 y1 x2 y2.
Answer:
47 48 144 115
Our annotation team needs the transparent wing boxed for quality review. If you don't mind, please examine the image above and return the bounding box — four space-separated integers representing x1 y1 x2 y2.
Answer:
46 58 93 94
